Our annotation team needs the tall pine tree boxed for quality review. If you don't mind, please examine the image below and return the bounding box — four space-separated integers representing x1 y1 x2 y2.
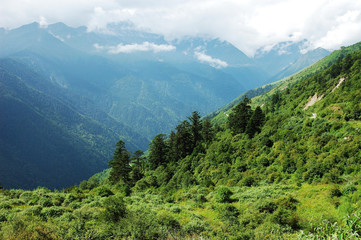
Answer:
149 134 168 170
228 96 252 134
188 111 203 149
246 106 265 138
108 140 131 184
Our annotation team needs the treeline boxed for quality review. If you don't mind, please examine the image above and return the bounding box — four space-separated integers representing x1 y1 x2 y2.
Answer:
108 99 266 188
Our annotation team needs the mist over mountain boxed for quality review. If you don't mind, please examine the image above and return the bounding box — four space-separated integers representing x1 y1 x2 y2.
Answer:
0 22 330 189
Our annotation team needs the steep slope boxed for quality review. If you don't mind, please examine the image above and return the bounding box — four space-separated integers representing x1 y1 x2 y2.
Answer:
209 42 360 124
0 58 147 189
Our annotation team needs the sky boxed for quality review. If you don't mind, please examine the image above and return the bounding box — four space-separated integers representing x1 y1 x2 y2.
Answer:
1 0 361 56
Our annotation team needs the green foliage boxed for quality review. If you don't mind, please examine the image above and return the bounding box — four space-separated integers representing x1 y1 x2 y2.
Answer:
102 195 126 223
215 186 233 203
228 96 253 134
108 140 131 184
149 134 168 170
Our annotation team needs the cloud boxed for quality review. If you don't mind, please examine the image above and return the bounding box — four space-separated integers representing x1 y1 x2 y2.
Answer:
94 42 176 54
1 0 361 56
39 16 48 28
194 51 228 69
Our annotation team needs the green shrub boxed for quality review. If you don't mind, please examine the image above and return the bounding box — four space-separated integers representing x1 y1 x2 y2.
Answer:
343 185 357 195
25 205 42 216
102 195 126 222
39 196 53 207
329 185 342 198
241 176 256 187
0 201 12 209
41 206 66 219
215 186 233 203
157 210 181 231
183 218 210 234
95 186 114 197
0 210 8 222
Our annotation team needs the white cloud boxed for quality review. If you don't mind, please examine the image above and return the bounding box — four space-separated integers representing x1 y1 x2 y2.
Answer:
194 51 228 69
94 42 176 54
39 16 48 28
1 0 361 56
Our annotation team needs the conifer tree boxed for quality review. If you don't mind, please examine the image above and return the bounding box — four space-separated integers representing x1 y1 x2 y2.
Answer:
149 134 168 170
167 130 177 162
202 118 214 143
228 96 252 134
188 111 203 148
246 106 265 138
108 140 131 184
175 120 193 159
130 150 144 183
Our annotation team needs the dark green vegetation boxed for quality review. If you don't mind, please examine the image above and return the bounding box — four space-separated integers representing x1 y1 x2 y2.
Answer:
1 42 361 239
0 22 329 189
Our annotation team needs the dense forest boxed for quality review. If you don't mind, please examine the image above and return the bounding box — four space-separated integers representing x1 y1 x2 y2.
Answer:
1 43 361 239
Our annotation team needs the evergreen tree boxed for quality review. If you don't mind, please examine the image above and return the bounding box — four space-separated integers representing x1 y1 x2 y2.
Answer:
130 150 144 183
149 134 168 170
166 130 177 162
188 111 203 148
228 96 252 134
108 140 131 184
271 91 281 110
246 106 265 138
175 120 193 159
202 118 214 143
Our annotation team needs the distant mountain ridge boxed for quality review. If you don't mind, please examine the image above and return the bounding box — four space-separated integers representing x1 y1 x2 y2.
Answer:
0 58 149 189
0 21 330 189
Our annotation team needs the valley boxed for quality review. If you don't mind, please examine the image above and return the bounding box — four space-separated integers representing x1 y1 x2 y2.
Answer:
0 22 329 189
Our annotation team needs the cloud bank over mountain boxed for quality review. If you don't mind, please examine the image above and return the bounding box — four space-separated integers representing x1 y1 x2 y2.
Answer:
1 0 360 56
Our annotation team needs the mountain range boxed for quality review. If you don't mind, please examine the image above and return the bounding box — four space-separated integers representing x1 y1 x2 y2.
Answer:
0 38 360 239
0 22 330 189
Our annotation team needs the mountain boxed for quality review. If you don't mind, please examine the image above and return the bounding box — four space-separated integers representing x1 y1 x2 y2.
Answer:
0 58 148 189
269 47 331 82
254 40 330 78
0 22 330 189
0 41 360 240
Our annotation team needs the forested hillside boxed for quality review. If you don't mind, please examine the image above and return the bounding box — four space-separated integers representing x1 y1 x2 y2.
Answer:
0 42 360 239
0 58 148 189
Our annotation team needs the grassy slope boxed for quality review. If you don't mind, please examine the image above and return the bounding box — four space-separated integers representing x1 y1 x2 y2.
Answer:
211 42 361 125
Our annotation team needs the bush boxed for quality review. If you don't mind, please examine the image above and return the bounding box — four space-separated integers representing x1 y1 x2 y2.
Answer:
25 205 42 216
241 176 256 187
215 186 233 203
124 209 162 240
157 211 181 231
41 206 66 219
343 185 357 195
39 197 53 207
329 186 342 198
0 210 8 222
0 201 12 209
183 218 210 234
216 204 240 227
102 195 126 222
96 186 114 197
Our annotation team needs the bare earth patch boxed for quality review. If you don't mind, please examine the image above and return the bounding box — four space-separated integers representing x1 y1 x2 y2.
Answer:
332 78 346 92
304 93 324 110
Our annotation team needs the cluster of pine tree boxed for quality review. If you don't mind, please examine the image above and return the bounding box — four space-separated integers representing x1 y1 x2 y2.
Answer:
108 111 217 186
